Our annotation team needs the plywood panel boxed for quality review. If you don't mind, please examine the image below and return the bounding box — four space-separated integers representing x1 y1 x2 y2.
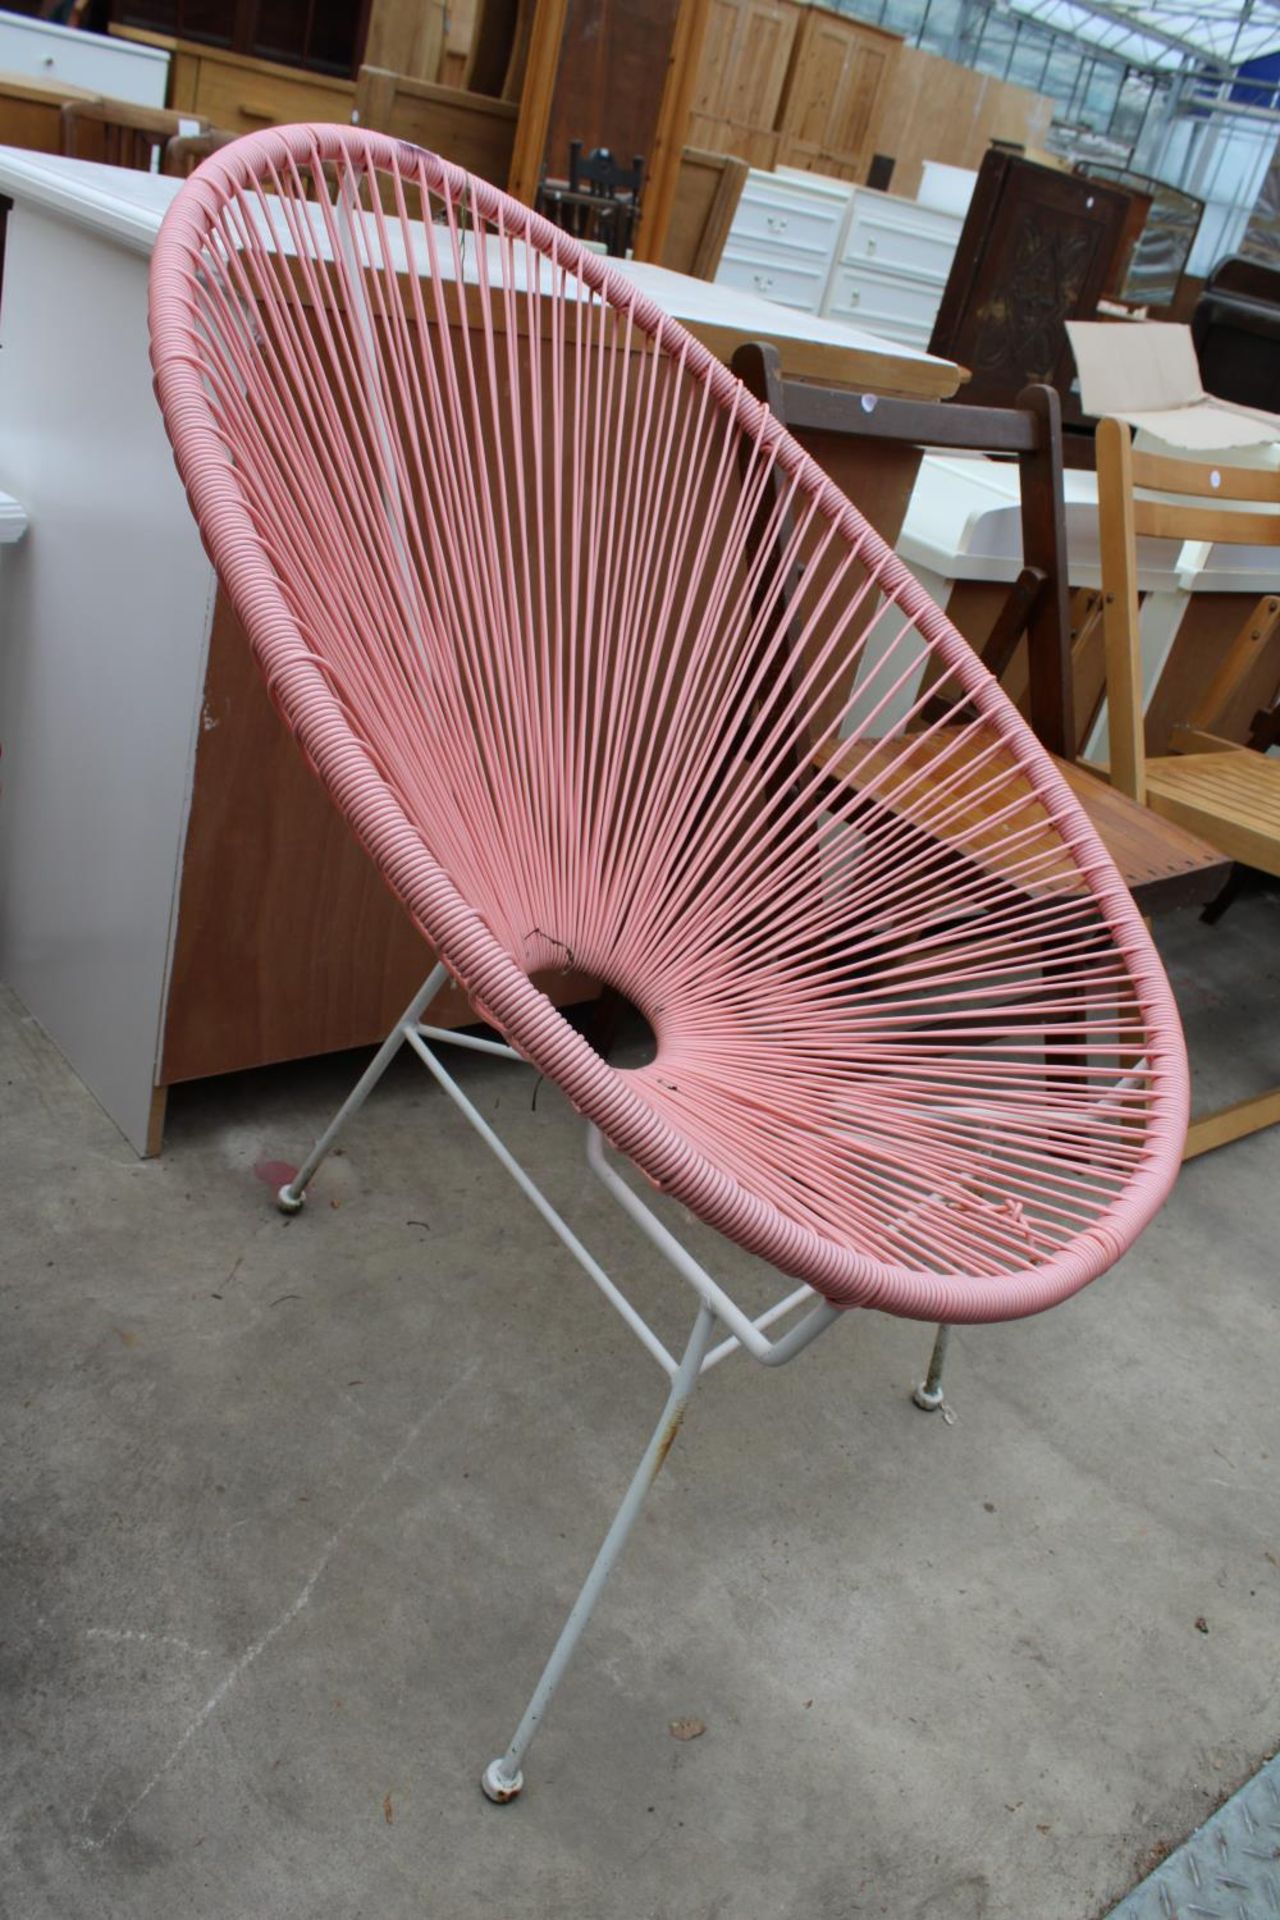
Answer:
363 0 447 83
876 42 1052 200
355 66 516 186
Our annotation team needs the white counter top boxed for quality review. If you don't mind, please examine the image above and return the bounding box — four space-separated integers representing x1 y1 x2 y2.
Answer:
900 451 1280 594
0 149 959 390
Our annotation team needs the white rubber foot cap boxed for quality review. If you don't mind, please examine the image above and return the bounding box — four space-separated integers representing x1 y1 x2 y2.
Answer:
276 1185 305 1215
912 1382 945 1411
481 1760 523 1804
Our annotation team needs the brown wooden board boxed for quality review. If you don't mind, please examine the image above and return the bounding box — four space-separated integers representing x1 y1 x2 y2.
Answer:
464 0 522 93
354 67 517 187
363 0 446 84
541 0 680 184
632 0 714 265
1145 592 1280 756
656 147 746 278
875 45 1052 202
506 0 569 203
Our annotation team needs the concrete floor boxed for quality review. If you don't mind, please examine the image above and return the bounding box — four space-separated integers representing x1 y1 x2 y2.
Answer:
2 891 1279 1920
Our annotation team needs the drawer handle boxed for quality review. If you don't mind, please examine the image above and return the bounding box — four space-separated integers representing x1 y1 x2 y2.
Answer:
849 290 860 305
752 273 775 290
765 215 789 232
865 237 877 256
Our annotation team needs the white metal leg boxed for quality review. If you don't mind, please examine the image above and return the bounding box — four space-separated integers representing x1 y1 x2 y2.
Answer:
913 1323 951 1410
275 963 450 1212
481 1302 719 1803
272 998 851 1801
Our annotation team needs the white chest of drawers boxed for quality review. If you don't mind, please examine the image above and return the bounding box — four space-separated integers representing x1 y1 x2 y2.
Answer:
0 15 169 107
714 168 965 353
822 187 964 350
714 168 854 314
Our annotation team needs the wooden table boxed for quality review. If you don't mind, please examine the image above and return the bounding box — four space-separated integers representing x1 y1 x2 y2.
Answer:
0 148 962 1153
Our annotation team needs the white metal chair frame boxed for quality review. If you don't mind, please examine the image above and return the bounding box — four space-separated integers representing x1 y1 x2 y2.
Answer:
276 959 843 1802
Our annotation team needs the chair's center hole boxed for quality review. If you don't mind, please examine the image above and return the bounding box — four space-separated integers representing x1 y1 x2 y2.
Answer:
581 989 657 1067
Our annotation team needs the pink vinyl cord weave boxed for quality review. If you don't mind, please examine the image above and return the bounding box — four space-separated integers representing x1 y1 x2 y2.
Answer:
148 125 1188 1323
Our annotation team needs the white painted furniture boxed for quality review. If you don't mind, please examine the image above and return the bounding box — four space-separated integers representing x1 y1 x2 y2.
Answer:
717 166 964 351
822 186 964 351
0 16 168 107
0 148 960 1155
917 160 977 217
714 166 853 313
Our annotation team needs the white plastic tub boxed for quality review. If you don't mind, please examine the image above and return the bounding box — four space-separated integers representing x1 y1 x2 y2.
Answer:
917 161 977 217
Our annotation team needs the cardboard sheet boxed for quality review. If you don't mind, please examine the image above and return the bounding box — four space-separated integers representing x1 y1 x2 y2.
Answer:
1067 320 1280 449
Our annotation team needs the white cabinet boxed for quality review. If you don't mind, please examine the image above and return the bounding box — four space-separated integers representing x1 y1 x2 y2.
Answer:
0 15 169 107
715 168 964 350
823 264 941 350
825 191 967 353
822 187 963 349
715 169 853 316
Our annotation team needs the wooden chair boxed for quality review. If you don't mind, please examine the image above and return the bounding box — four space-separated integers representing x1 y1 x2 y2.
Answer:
163 129 237 177
659 148 747 280
60 98 208 172
537 141 646 257
1096 415 1280 1157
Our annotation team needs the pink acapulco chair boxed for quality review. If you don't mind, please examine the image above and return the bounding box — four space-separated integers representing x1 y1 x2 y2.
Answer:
149 124 1188 1803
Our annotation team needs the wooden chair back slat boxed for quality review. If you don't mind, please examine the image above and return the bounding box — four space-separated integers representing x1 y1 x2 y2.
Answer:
1130 447 1280 503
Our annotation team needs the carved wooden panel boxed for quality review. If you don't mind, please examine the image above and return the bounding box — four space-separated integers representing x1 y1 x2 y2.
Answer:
929 151 1135 410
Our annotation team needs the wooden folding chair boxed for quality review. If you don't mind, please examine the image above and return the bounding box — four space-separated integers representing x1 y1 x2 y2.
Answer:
1096 416 1280 1158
